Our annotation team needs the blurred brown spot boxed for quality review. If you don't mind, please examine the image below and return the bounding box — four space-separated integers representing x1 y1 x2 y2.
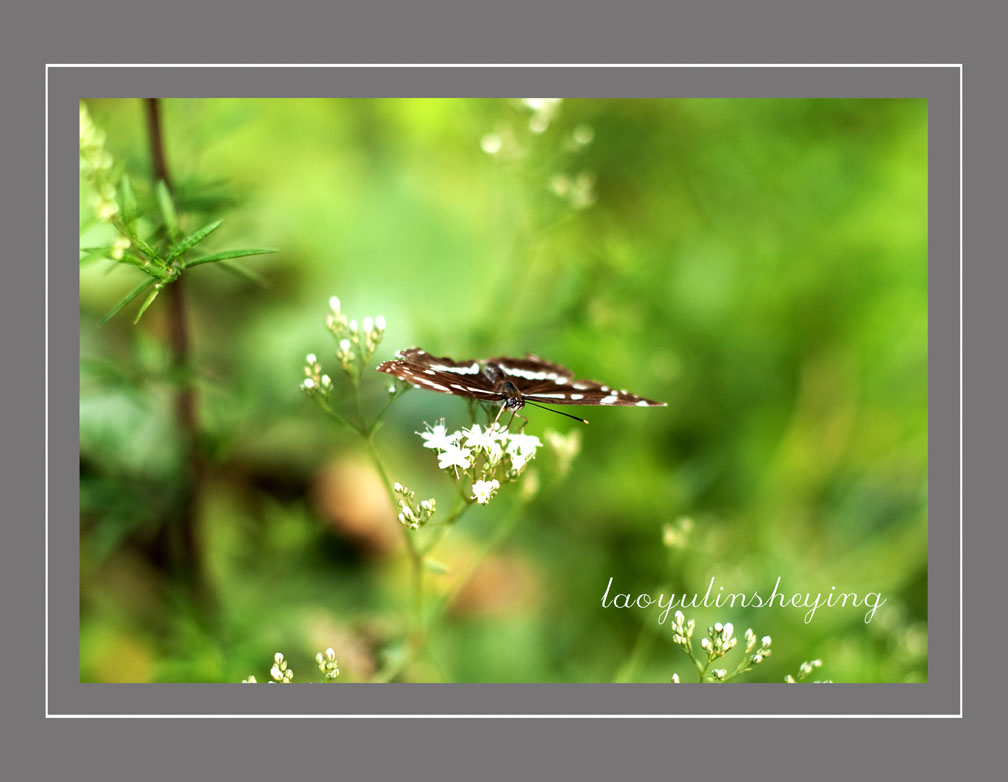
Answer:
312 458 401 556
449 551 542 617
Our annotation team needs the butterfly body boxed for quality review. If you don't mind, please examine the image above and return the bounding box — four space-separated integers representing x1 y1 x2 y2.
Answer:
377 348 666 418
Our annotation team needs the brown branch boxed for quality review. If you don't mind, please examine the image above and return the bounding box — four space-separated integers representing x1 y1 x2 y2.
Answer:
143 98 205 593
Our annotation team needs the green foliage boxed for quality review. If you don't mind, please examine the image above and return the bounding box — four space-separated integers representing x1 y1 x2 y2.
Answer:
79 104 276 324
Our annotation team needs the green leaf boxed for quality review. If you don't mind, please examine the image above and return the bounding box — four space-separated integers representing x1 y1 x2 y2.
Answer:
133 286 162 324
118 176 138 225
120 224 162 265
100 278 155 324
184 247 277 268
155 180 180 241
165 219 223 262
119 250 172 280
80 247 110 266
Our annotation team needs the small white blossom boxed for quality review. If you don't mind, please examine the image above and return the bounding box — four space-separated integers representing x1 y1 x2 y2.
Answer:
375 315 386 331
472 479 501 505
671 673 680 684
438 444 473 471
418 421 459 451
329 296 341 314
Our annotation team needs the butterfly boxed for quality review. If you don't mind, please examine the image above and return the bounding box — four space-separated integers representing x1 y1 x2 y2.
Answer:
377 347 666 425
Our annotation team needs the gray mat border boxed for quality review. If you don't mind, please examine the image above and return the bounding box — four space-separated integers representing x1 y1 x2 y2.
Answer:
48 65 956 716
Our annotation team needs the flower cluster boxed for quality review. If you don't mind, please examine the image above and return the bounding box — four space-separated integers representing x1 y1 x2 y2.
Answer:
393 482 437 530
315 647 341 681
670 610 697 653
325 296 387 376
785 659 829 683
744 628 774 666
243 649 345 683
700 621 738 660
79 103 119 223
300 352 333 398
669 612 774 683
417 419 541 506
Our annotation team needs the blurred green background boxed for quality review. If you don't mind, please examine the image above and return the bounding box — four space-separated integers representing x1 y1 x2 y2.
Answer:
79 98 927 683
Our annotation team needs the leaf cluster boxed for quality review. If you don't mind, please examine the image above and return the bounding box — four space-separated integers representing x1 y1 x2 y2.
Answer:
81 177 276 324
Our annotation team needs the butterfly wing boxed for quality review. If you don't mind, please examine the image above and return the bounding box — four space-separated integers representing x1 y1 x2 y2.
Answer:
521 376 666 407
487 354 665 407
376 347 501 400
484 353 576 382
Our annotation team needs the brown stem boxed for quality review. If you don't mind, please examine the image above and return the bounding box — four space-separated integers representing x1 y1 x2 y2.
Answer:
144 98 172 190
144 98 204 592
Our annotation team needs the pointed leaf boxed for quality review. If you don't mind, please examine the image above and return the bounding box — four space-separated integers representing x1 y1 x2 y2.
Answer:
100 278 155 324
155 180 180 240
184 247 277 268
119 249 172 280
133 286 162 324
118 176 138 225
166 219 223 262
80 247 110 266
120 224 162 265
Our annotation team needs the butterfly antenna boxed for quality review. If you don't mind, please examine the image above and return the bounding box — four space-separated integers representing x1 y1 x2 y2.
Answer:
523 401 590 424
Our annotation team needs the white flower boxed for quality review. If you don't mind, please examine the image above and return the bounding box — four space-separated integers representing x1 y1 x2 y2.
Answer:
438 444 473 471
504 432 540 472
375 315 386 331
506 432 541 457
472 479 501 505
362 316 374 333
418 421 460 451
329 296 341 314
671 673 680 684
463 424 504 464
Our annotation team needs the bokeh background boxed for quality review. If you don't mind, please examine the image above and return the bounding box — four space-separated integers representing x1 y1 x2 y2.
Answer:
79 98 927 683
